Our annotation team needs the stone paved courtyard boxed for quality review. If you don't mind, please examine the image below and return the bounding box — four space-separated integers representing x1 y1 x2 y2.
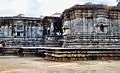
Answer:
0 56 120 73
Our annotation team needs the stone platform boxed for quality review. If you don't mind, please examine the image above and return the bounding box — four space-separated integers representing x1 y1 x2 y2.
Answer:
3 47 120 61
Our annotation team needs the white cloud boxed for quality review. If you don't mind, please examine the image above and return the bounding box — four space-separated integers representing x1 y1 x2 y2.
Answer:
91 0 117 5
39 0 92 16
39 0 118 16
0 0 118 17
0 0 41 17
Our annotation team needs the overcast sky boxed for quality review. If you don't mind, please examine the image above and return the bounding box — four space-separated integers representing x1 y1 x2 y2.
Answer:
0 0 118 17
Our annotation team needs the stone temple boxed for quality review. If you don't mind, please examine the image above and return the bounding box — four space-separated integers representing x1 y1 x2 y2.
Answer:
1 3 120 49
62 2 120 48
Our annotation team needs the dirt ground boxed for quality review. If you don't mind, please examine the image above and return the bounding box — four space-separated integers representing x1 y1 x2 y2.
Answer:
0 56 120 73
